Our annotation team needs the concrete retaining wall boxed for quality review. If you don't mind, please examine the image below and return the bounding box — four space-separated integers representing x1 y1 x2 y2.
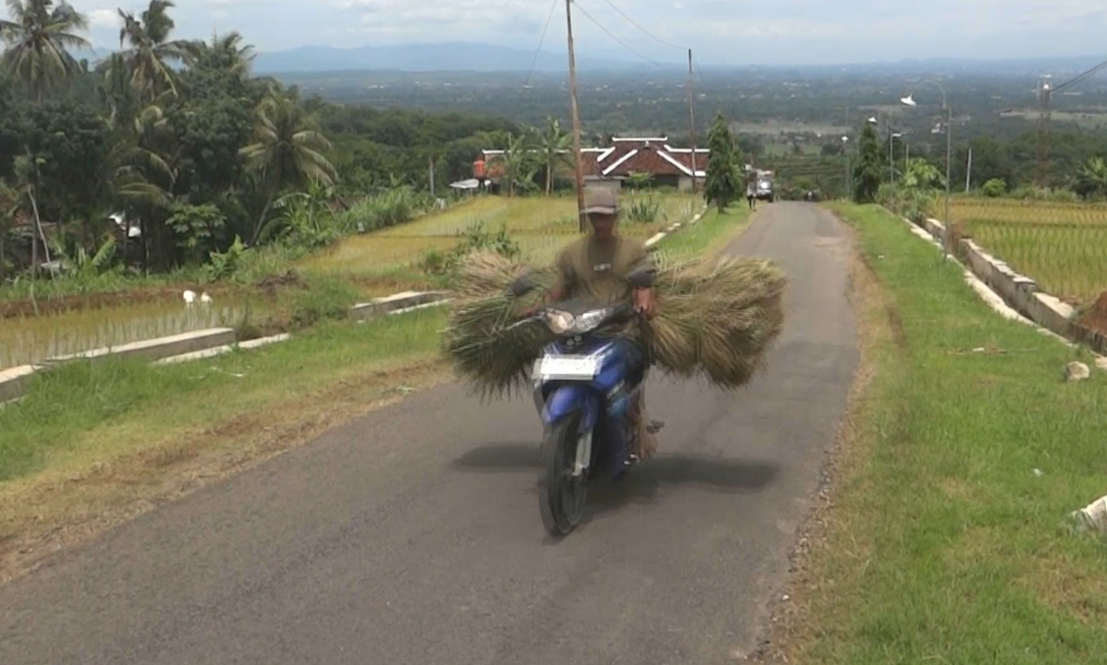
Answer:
0 365 39 403
350 291 447 321
45 328 237 366
913 215 1107 356
645 204 709 248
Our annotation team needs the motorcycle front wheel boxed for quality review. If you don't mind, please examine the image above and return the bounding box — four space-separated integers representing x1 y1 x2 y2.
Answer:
538 413 589 537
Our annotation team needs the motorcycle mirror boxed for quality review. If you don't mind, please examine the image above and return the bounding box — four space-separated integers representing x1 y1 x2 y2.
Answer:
510 274 538 298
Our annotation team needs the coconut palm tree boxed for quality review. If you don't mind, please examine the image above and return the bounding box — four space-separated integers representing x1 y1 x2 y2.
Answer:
0 0 91 102
240 86 336 243
199 30 254 79
116 0 197 102
1075 156 1107 200
538 116 572 196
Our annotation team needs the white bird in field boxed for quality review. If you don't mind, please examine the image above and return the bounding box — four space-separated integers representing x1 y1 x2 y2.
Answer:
183 289 196 306
200 292 213 305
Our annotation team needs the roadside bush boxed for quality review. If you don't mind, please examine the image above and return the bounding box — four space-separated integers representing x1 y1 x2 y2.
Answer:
421 221 520 280
1008 184 1080 202
981 178 1007 197
625 195 662 223
287 276 360 329
336 186 430 234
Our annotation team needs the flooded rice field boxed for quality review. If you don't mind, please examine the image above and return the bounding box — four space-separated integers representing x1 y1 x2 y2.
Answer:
0 295 265 370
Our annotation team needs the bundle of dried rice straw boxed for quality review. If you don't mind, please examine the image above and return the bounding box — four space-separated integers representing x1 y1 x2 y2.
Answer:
443 249 787 398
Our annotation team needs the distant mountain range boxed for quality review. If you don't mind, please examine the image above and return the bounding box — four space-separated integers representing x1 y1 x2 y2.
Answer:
250 42 681 74
75 40 1105 78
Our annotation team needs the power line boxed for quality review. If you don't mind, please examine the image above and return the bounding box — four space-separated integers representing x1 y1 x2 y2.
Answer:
596 0 685 51
572 0 666 69
523 0 561 87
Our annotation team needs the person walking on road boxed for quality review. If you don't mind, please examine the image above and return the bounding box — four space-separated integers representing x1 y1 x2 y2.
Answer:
746 181 756 210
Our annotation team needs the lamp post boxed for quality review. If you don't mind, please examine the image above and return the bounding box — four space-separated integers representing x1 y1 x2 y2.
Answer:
900 80 952 243
841 135 850 199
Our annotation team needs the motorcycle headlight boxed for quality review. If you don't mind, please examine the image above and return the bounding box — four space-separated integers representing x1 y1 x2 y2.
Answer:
571 308 613 334
545 309 575 334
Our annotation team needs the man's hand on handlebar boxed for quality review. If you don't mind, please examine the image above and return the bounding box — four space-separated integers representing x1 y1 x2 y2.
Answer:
633 288 656 319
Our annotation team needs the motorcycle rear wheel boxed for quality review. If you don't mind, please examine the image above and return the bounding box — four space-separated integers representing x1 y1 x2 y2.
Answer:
538 413 588 537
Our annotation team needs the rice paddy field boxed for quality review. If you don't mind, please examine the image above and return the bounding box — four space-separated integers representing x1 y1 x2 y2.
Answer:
0 295 274 371
301 191 698 278
0 192 699 370
950 197 1107 304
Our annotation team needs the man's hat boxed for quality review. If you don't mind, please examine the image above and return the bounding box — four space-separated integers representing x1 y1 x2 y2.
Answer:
583 187 619 215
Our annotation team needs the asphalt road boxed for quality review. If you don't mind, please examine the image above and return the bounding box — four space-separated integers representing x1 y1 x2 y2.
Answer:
0 203 859 665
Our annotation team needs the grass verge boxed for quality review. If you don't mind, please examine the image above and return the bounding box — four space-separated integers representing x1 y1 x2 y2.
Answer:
759 203 1107 664
653 204 751 259
0 306 451 583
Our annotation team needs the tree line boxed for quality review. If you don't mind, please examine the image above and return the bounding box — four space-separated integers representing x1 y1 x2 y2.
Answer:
0 0 525 286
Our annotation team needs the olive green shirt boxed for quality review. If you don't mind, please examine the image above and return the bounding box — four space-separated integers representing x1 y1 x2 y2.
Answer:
554 235 654 305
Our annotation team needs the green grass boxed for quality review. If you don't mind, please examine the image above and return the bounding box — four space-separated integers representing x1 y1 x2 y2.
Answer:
653 205 751 259
0 306 447 484
788 202 1107 664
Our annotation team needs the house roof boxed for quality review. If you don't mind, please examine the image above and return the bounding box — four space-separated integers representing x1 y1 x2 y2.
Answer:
478 136 709 180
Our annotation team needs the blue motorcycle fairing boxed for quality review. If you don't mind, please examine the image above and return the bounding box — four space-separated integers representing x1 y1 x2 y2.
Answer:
535 335 641 477
540 384 600 430
539 337 627 393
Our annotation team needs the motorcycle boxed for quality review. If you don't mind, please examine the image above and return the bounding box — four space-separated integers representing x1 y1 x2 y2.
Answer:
511 268 655 537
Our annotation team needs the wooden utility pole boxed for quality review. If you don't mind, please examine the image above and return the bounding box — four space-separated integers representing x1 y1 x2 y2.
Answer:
686 49 697 194
565 0 587 232
964 147 973 193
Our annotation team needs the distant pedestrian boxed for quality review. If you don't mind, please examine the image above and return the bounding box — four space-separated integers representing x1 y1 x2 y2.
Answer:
746 182 756 210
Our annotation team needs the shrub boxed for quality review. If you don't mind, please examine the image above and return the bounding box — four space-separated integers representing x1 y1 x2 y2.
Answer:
625 195 662 223
981 178 1007 197
287 276 360 329
422 221 521 279
335 186 429 234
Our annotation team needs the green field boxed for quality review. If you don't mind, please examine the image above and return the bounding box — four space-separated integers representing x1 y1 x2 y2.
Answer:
300 191 698 278
950 197 1107 304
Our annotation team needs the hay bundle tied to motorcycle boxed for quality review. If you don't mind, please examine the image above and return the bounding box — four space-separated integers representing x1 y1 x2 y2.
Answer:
443 249 787 397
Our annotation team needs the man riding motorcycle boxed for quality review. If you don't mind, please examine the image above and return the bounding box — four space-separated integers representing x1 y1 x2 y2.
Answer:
529 187 661 460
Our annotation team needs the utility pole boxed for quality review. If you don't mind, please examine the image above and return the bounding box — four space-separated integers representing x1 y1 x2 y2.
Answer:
429 155 436 197
965 147 973 193
565 0 587 232
686 48 697 194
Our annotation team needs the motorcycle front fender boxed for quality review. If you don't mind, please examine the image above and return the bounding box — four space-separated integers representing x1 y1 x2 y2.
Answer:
541 384 600 434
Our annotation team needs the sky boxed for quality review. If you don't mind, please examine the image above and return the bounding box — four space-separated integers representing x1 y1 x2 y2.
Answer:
64 0 1107 66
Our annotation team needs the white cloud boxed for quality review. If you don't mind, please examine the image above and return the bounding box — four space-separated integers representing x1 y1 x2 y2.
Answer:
87 8 118 28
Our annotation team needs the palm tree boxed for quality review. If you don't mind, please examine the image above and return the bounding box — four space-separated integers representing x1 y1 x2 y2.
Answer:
198 30 254 79
240 86 336 243
0 0 91 102
1075 156 1107 200
538 116 572 196
116 0 197 102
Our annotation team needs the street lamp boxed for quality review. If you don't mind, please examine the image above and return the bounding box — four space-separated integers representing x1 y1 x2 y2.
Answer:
842 135 851 198
900 80 952 244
